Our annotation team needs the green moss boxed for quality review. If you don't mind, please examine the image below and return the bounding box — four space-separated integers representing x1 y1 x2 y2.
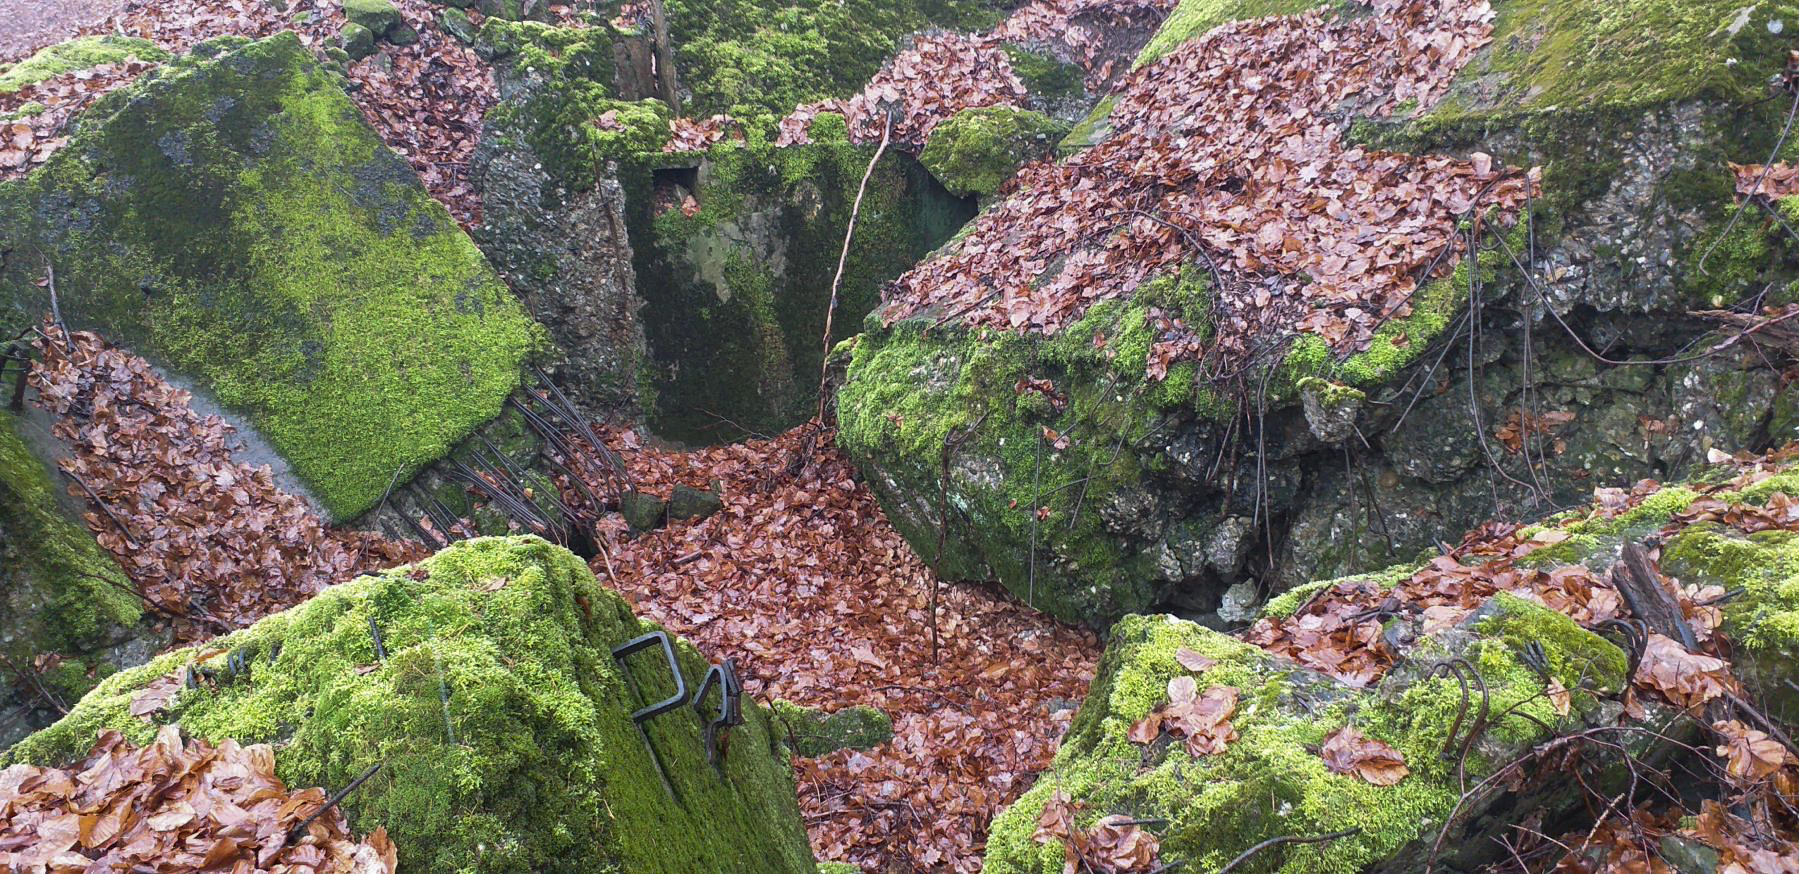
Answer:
985 606 1619 873
623 140 971 441
1514 485 1701 566
1660 524 1799 721
770 700 894 757
1276 219 1523 399
666 0 1002 133
921 107 1071 198
0 411 140 664
6 537 816 873
2 101 47 121
816 864 860 874
0 34 540 519
476 19 668 192
839 269 1218 621
1429 0 1797 120
1134 0 1343 69
343 0 401 34
1059 94 1116 154
1000 46 1085 101
0 36 168 94
1260 565 1416 619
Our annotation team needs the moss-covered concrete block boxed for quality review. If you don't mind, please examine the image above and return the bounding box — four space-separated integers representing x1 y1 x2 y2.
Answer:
0 410 148 747
622 141 974 442
984 604 1625 873
839 0 1799 626
0 34 541 519
344 0 402 35
668 483 724 521
0 35 168 94
838 268 1216 622
620 490 668 531
341 22 377 61
770 700 893 757
4 536 818 873
439 7 477 44
920 106 1070 198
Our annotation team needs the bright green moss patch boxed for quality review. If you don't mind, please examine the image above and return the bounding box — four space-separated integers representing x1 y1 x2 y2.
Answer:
0 411 139 664
0 34 540 519
5 537 816 873
666 0 1002 132
0 35 168 94
1427 0 1799 120
920 107 1070 198
838 267 1230 621
475 19 673 192
1134 0 1342 68
984 606 1618 873
839 269 1219 621
1661 524 1799 721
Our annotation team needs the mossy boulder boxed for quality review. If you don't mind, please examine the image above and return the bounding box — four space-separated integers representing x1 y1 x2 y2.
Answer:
0 35 168 94
838 0 1799 626
0 33 542 519
920 106 1070 198
1491 462 1799 723
985 603 1627 873
3 536 818 873
439 7 478 44
0 411 152 748
343 0 402 36
622 140 974 442
770 700 893 757
341 22 377 61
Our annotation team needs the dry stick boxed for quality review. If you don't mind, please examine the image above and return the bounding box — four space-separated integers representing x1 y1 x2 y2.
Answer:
1723 691 1799 760
1216 828 1360 874
60 468 141 550
0 651 67 715
40 253 68 346
287 763 382 842
816 109 895 422
1699 84 1799 275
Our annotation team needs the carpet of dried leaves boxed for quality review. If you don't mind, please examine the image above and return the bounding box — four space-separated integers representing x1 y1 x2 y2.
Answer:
28 327 422 643
581 422 1100 871
882 0 1534 374
770 0 1174 149
0 726 395 873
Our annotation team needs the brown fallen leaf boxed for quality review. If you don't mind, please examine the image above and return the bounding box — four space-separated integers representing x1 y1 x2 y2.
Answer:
1320 725 1409 786
1175 647 1217 672
1714 719 1796 783
1636 633 1735 709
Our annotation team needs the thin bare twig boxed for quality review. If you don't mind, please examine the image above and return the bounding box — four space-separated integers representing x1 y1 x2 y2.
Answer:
817 108 895 421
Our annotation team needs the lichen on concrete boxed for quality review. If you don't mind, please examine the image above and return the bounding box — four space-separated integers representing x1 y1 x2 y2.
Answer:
5 536 818 873
0 33 541 519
